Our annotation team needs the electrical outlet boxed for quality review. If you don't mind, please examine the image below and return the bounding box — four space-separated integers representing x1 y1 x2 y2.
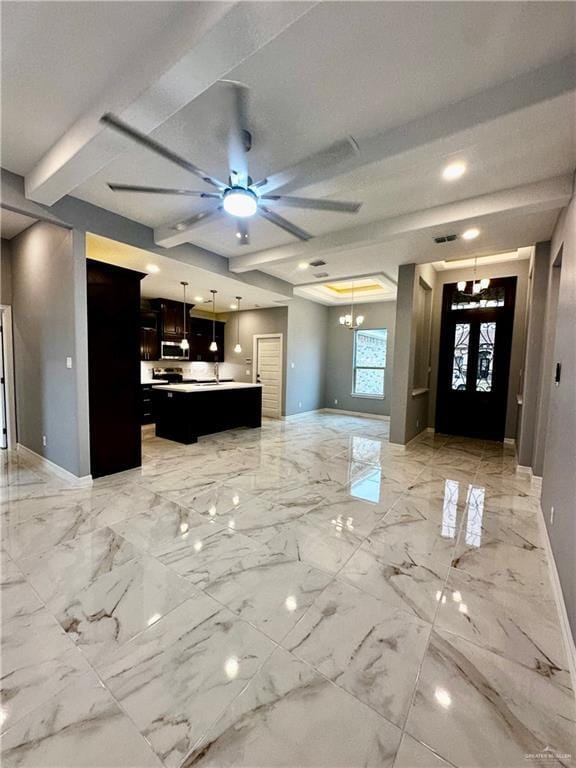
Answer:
298 401 302 408
334 399 338 405
416 418 420 428
66 356 73 369
42 435 47 447
291 362 295 369
550 506 555 525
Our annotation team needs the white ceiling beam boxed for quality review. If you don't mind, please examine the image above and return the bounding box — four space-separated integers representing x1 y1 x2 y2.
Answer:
229 174 573 272
267 56 576 197
25 1 316 206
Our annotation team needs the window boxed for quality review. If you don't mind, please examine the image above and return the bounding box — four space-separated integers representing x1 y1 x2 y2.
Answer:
353 328 387 398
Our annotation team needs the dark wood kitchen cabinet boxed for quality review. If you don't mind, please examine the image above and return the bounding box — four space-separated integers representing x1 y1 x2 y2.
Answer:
148 298 226 361
188 317 225 362
87 260 145 478
150 298 185 338
140 309 160 361
141 384 156 424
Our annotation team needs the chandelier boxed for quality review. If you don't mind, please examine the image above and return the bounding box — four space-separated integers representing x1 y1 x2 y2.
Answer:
339 282 364 329
456 256 490 299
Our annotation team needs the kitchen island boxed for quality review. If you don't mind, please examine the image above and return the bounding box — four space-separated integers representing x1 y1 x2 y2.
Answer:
152 382 262 444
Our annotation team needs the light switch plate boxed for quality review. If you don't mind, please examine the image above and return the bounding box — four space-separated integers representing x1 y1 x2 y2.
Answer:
66 357 73 369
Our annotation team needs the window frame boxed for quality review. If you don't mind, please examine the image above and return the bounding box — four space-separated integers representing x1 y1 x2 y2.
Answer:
351 327 388 400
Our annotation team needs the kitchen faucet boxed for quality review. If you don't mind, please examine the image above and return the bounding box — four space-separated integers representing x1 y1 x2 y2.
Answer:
213 362 220 384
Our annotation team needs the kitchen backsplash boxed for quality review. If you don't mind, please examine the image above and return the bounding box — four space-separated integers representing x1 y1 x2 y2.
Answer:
141 360 250 382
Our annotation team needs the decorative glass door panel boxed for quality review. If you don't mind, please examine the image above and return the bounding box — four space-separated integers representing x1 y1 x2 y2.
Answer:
436 277 516 440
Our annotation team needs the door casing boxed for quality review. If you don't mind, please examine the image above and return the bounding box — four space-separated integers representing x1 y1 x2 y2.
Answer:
252 333 283 419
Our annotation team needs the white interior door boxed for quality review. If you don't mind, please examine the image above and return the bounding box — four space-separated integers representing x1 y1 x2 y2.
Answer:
254 334 283 419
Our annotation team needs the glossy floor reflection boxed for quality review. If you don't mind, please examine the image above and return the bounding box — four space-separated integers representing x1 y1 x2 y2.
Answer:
1 414 574 768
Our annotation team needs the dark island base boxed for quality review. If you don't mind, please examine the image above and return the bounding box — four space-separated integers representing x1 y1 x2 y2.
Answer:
154 386 262 444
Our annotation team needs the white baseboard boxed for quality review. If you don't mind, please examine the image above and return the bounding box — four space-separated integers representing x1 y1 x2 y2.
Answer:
17 444 92 486
536 502 576 695
321 408 390 421
515 465 543 490
281 408 320 421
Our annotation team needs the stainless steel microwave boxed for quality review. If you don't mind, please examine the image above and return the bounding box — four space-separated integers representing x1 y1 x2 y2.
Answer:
161 340 189 361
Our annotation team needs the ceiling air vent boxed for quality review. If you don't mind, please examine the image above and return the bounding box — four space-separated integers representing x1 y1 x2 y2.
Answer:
314 271 329 278
309 259 327 267
434 234 458 244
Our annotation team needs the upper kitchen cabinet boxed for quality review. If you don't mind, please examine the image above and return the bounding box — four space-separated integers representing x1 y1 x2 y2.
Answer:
87 260 145 478
150 298 184 338
188 317 225 362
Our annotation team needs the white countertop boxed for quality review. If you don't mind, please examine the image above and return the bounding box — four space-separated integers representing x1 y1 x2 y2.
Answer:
152 382 262 393
141 379 168 385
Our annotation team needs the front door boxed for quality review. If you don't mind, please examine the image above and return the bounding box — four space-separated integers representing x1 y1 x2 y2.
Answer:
254 334 283 419
436 276 516 440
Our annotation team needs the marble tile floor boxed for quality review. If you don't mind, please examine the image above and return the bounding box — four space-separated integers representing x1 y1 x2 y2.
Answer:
1 413 574 768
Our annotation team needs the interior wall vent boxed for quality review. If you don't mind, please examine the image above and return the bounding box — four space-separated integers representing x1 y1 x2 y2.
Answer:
309 259 327 267
434 234 458 244
313 271 329 278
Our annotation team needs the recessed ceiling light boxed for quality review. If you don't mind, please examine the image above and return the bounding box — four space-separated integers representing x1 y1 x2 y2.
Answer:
462 227 480 240
194 295 203 302
297 262 309 270
442 161 467 181
145 264 160 273
175 222 187 231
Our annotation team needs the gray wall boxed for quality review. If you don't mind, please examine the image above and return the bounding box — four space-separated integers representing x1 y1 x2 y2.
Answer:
540 193 576 638
428 259 529 440
10 222 90 477
285 297 328 416
325 302 396 416
390 263 436 444
517 243 549 469
1 239 12 305
220 306 289 415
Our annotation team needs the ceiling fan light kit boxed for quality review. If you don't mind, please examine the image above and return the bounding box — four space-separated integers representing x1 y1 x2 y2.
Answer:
101 81 362 247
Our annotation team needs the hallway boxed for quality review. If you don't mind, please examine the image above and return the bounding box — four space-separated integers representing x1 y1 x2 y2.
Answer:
1 413 574 767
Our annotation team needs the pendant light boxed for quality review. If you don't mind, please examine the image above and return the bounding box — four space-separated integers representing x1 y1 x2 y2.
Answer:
339 282 364 330
209 289 218 352
180 281 189 351
456 257 491 301
234 296 242 354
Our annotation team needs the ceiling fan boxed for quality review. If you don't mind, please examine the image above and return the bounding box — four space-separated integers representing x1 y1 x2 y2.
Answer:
101 81 362 246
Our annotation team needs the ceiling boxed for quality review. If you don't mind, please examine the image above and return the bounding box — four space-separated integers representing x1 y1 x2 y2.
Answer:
1 1 575 295
86 233 290 312
0 210 38 240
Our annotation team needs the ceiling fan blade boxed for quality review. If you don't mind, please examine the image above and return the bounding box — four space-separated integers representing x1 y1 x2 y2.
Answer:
258 205 311 241
260 195 361 213
221 80 250 188
254 136 359 195
101 113 227 190
108 183 221 198
235 218 250 246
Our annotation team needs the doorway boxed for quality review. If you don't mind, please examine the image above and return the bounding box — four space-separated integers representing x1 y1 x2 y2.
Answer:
436 277 516 440
253 334 283 419
0 306 16 450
